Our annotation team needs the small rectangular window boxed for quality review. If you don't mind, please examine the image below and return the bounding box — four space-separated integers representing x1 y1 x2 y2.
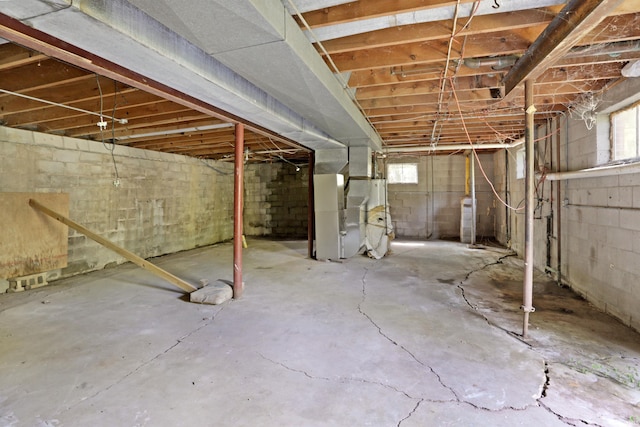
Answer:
611 101 640 161
516 148 525 179
387 163 418 184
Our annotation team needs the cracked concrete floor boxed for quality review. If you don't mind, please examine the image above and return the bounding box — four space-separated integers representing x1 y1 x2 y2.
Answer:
0 239 639 426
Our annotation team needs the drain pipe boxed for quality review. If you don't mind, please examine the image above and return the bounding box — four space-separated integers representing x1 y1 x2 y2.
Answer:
522 80 536 338
233 123 244 299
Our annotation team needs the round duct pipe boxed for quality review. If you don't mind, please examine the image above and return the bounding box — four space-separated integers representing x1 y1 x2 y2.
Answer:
384 138 524 153
463 55 519 70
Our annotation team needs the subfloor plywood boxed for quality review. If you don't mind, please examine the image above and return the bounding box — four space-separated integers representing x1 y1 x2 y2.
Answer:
0 193 69 279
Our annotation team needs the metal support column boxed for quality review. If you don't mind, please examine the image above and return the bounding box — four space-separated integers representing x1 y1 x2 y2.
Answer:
522 79 536 337
555 117 563 285
233 123 244 299
470 152 477 246
308 151 315 259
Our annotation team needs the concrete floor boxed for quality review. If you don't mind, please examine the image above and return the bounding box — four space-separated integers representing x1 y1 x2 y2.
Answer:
0 239 639 427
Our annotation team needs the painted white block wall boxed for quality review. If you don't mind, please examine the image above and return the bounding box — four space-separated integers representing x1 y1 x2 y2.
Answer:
494 77 640 332
387 154 495 240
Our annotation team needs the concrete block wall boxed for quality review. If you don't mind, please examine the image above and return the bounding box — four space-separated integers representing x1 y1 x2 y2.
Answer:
562 105 640 331
266 163 309 238
493 77 640 332
494 122 560 270
0 126 237 289
244 162 309 238
244 164 273 236
386 154 495 240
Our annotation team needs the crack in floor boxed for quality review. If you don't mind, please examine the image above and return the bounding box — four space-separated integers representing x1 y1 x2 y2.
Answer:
397 399 423 427
355 265 544 422
53 306 227 417
365 253 572 420
258 352 421 399
456 256 605 426
456 253 530 341
357 268 460 398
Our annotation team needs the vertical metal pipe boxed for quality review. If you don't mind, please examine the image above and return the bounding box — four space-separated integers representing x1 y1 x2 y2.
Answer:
555 116 562 285
522 79 536 338
470 152 476 246
465 155 471 196
308 151 315 259
504 149 511 244
233 123 244 299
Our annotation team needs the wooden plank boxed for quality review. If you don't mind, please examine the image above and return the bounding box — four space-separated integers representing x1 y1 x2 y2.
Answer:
0 59 89 93
0 193 68 279
356 75 502 100
327 31 531 71
29 199 197 293
320 9 553 54
300 0 476 28
0 43 47 71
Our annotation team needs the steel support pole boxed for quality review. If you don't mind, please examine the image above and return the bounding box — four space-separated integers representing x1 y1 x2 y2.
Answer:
470 152 477 246
522 79 536 337
308 151 315 259
556 117 562 286
233 123 244 299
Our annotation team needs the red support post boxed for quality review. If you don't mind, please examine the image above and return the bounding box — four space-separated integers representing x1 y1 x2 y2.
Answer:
233 123 244 299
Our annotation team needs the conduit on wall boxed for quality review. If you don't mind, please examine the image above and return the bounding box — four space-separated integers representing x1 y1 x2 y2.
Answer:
541 161 640 181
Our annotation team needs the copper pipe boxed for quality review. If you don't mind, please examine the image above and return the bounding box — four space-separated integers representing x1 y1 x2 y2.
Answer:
233 123 245 299
308 151 315 259
522 79 536 338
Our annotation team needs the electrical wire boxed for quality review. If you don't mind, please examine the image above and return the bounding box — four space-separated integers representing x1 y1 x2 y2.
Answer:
198 158 233 175
449 76 525 211
0 88 128 125
96 75 120 184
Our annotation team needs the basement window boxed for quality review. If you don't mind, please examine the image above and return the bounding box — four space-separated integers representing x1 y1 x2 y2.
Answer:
611 101 640 161
387 163 418 184
516 148 525 179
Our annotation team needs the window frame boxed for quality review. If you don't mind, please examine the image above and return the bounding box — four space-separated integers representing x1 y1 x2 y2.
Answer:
387 163 419 184
610 99 640 162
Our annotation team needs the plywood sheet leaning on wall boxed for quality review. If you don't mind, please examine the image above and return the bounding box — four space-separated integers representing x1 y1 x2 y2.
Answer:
0 193 69 279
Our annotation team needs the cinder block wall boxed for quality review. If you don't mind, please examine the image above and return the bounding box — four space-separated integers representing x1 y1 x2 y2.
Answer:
494 122 559 269
244 162 308 238
386 154 495 240
493 77 640 332
0 126 238 289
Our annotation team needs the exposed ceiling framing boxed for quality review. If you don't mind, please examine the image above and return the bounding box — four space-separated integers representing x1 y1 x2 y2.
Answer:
1 0 640 160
